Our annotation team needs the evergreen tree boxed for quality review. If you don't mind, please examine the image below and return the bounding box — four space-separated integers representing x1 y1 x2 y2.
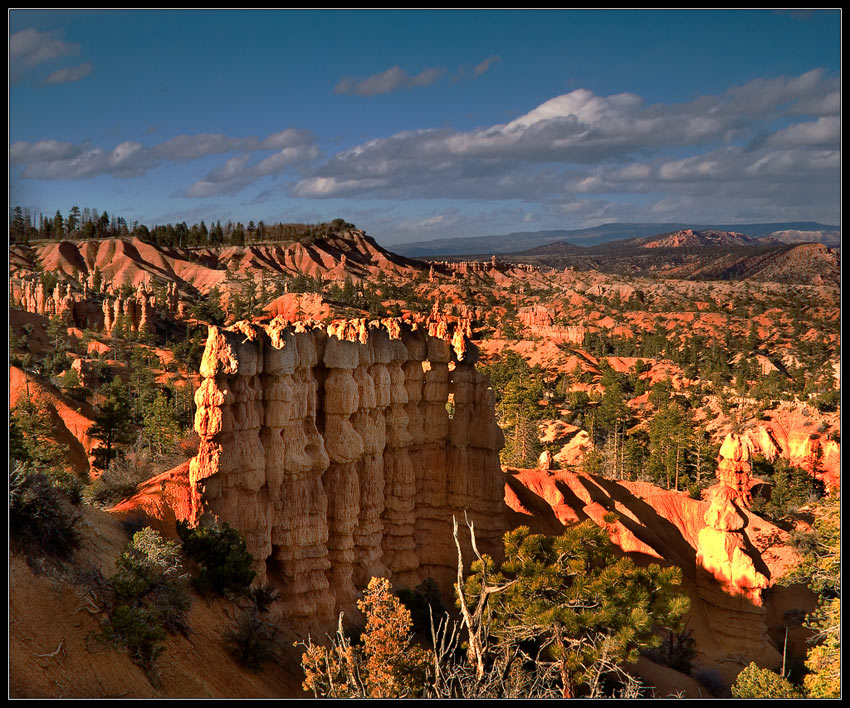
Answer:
782 493 840 698
498 372 545 467
646 401 696 491
10 395 68 474
464 522 690 697
731 662 803 698
43 314 71 376
67 205 81 237
52 210 64 239
299 576 428 698
88 377 135 471
141 392 180 457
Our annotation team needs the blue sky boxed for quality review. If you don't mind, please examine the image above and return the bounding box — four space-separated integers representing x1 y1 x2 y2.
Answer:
9 9 841 246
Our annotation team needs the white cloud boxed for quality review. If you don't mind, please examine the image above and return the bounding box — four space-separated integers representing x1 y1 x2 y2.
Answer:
291 69 838 214
473 55 500 77
260 128 315 150
183 145 321 198
335 65 445 96
10 139 80 164
10 28 78 70
12 128 318 186
44 62 92 85
10 28 92 85
765 116 839 148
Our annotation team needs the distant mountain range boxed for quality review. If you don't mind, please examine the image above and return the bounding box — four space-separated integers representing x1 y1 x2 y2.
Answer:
505 229 840 288
390 221 840 258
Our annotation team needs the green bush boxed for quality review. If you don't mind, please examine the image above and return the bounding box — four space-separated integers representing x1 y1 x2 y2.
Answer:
177 519 256 597
224 609 279 672
249 583 280 613
84 451 153 507
103 528 191 675
752 463 824 522
731 662 803 698
9 463 81 565
107 604 168 671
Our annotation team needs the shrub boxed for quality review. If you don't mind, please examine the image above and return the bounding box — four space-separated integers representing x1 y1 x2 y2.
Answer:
299 577 429 698
396 577 445 636
731 662 803 698
464 522 690 698
224 609 279 672
9 463 81 565
249 583 279 613
752 463 824 522
85 446 154 507
642 628 696 674
177 518 256 597
107 604 168 671
103 528 191 675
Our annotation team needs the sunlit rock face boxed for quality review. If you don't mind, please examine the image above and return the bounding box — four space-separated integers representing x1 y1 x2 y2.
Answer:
695 433 775 664
189 316 505 627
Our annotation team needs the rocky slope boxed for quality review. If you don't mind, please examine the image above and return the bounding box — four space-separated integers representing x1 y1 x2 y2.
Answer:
504 439 816 691
9 365 98 476
9 230 422 295
9 504 308 699
635 229 757 249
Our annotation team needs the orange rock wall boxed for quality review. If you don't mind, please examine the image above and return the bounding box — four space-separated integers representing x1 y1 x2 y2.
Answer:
188 317 505 627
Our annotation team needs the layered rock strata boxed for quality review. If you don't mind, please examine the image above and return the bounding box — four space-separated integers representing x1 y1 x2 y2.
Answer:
518 305 586 344
188 316 505 626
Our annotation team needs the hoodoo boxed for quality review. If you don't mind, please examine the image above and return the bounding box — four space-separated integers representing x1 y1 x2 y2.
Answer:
695 433 775 666
188 316 506 627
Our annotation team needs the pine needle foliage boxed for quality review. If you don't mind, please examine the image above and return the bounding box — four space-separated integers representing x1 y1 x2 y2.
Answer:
464 522 690 697
177 519 256 597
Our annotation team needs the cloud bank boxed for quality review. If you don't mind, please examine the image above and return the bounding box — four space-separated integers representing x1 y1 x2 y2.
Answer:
10 68 839 228
11 128 317 186
291 69 839 225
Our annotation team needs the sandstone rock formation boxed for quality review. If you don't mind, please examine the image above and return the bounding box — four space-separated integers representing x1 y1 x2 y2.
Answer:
713 432 757 508
9 276 169 336
518 305 585 344
504 466 801 687
695 433 774 666
188 316 505 627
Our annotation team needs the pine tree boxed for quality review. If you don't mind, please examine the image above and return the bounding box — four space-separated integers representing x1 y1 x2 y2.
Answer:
53 210 64 238
731 662 803 698
782 493 840 697
88 377 135 471
357 577 429 698
10 395 68 474
141 392 180 457
67 205 81 237
464 522 690 697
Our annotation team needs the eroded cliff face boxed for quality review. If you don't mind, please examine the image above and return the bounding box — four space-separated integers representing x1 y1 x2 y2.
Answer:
188 316 505 627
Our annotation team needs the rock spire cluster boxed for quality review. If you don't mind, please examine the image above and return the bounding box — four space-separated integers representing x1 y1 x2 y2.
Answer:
188 316 505 626
10 276 178 335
